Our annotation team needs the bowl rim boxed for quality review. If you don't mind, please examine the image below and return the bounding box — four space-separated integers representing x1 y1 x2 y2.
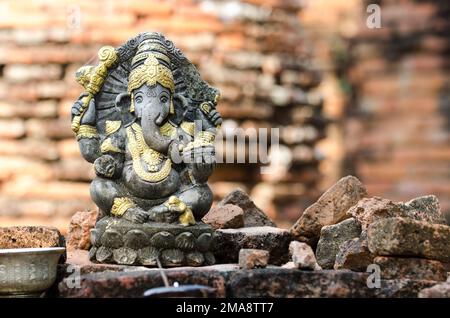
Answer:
0 247 66 255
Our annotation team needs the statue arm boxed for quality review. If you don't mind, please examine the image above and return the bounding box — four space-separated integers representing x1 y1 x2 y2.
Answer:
73 96 102 163
77 136 101 163
95 134 126 179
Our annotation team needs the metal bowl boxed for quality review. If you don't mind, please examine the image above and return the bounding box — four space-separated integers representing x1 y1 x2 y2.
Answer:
0 247 65 297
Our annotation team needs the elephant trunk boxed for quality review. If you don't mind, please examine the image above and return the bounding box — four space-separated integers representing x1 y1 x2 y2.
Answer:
141 101 172 154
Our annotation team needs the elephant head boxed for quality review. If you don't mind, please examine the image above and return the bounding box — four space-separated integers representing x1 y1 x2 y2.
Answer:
123 51 183 154
131 82 173 153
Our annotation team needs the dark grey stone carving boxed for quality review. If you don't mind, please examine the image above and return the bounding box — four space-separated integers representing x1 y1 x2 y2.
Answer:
71 32 221 266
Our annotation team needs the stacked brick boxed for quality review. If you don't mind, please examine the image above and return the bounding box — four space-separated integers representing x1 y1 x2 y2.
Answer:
345 0 450 221
0 0 327 232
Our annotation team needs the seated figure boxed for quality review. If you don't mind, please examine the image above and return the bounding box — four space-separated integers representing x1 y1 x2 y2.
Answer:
70 32 222 266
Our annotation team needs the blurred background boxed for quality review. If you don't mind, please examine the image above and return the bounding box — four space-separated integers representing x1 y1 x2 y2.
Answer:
0 0 448 233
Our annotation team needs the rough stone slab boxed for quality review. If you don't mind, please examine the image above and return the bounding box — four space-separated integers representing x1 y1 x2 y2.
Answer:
56 260 438 298
219 189 275 227
214 226 292 265
291 176 367 246
66 210 98 251
202 204 244 229
289 241 321 270
334 231 374 271
58 268 227 298
227 269 437 298
400 195 446 225
347 197 407 230
418 282 450 298
238 249 269 269
315 218 361 269
367 217 450 263
0 226 64 249
374 256 447 281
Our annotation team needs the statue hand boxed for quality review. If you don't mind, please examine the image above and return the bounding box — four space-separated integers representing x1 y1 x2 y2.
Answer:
94 155 116 178
80 98 96 126
122 207 148 224
198 102 222 128
148 203 183 223
183 145 216 182
206 108 222 127
71 93 89 121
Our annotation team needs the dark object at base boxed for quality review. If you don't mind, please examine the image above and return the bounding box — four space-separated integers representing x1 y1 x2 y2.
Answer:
143 284 216 298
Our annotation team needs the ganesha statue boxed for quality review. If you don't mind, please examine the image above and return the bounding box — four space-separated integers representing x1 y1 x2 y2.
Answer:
71 32 221 266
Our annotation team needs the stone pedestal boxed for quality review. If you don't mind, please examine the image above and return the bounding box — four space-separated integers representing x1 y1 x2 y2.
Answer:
89 217 216 267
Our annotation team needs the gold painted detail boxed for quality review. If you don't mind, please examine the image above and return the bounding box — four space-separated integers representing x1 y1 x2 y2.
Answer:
111 197 135 217
100 138 123 154
126 123 172 182
76 125 99 141
200 102 211 115
132 51 171 66
180 121 195 136
188 170 196 184
130 92 135 113
160 121 177 137
72 46 118 133
75 66 94 88
105 120 122 136
138 41 168 54
128 53 175 94
183 130 216 151
164 196 195 226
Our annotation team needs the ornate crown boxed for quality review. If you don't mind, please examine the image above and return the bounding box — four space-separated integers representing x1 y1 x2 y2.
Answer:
127 53 175 94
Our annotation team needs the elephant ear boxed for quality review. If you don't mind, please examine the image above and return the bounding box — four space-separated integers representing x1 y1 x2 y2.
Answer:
88 57 132 140
164 38 220 108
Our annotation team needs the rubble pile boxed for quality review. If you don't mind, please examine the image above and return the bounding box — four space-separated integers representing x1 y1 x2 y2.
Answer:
60 175 449 298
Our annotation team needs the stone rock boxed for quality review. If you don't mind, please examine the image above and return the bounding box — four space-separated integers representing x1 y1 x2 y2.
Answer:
58 268 227 298
348 196 447 231
290 176 367 246
66 210 98 251
238 249 269 269
289 241 321 270
374 256 447 281
226 269 437 298
202 204 244 229
334 231 374 271
419 282 450 298
56 252 437 298
367 217 450 263
347 197 406 230
400 195 446 225
214 226 292 265
281 261 297 269
315 218 362 269
0 226 64 249
219 189 276 227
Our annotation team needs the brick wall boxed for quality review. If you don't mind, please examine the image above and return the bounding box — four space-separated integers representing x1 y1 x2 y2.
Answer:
344 0 450 222
0 0 329 232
